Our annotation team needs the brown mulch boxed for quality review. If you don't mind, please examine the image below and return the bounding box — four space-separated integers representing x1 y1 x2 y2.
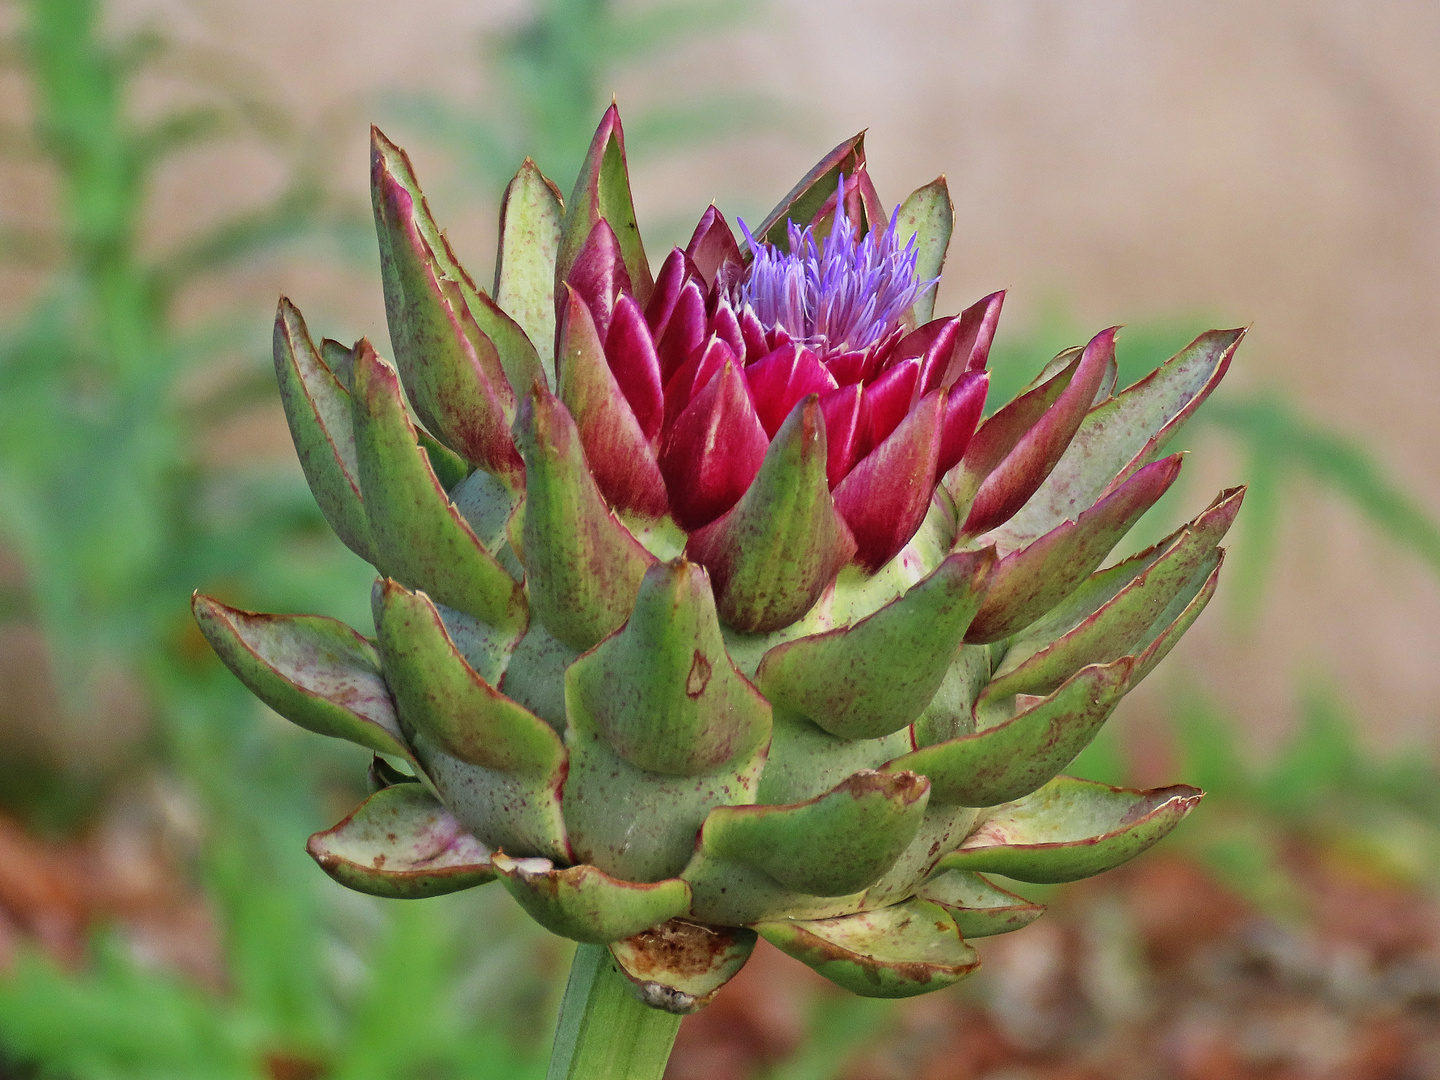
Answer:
6 805 1440 1080
670 852 1440 1080
0 807 222 986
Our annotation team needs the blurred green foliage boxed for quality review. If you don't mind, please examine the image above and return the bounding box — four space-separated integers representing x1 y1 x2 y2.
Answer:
0 894 554 1080
760 995 894 1080
1204 392 1440 617
0 0 367 821
1167 679 1440 909
0 0 555 1075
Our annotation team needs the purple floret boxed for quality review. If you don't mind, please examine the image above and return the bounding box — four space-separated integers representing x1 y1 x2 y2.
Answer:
736 176 935 358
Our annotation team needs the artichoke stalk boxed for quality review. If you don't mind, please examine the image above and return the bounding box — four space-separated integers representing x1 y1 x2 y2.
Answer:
194 105 1243 1073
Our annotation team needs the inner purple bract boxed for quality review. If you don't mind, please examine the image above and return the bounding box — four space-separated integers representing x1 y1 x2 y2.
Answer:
736 176 934 359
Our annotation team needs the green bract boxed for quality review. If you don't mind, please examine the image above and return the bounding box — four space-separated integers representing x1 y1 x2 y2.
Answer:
196 106 1244 1013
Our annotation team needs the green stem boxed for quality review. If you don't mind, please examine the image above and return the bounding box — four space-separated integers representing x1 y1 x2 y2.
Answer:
546 944 682 1080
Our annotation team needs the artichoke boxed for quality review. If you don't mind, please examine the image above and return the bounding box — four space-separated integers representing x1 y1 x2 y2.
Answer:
194 106 1244 1013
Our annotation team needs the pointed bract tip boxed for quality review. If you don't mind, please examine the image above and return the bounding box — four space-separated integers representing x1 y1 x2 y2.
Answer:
369 129 424 198
349 338 395 394
1191 485 1247 530
635 555 716 615
518 376 570 436
370 125 403 158
1152 451 1185 484
597 100 623 139
1165 785 1205 811
275 297 306 337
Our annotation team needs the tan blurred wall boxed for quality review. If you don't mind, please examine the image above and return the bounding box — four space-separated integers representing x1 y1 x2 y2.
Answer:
105 0 1440 751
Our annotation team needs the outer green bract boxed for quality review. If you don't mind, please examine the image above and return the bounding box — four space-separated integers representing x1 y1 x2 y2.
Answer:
196 106 1245 1013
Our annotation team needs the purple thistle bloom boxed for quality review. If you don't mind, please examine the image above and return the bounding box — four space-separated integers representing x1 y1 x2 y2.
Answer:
736 176 935 359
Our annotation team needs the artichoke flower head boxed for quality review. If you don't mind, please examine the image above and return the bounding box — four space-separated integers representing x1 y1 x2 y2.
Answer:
194 106 1244 1012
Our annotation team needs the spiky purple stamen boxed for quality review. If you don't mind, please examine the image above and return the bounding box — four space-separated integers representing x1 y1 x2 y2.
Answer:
736 176 934 358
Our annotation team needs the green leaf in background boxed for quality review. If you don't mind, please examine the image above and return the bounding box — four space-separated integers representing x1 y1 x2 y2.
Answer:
0 942 261 1080
1203 393 1440 619
759 994 896 1080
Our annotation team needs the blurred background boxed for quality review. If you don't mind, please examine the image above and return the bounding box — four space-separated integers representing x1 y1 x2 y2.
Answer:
1 0 1439 1077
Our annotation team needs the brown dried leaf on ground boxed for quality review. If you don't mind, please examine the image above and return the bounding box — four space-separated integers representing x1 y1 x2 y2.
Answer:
665 835 1440 1080
0 807 222 986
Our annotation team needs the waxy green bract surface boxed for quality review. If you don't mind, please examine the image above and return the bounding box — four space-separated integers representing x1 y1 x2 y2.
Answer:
196 104 1245 1013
